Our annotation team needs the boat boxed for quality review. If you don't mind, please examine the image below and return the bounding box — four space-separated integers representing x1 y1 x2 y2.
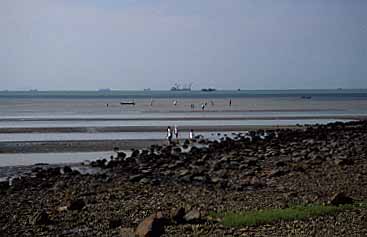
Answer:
120 101 135 105
170 83 192 91
201 88 216 92
301 96 312 99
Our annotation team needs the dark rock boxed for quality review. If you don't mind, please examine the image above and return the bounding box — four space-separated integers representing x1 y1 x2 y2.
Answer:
0 180 9 192
171 207 185 223
31 210 52 225
330 192 353 206
131 149 140 158
135 212 166 237
63 166 73 174
68 198 86 211
269 169 289 177
335 159 354 166
275 161 286 167
117 151 126 159
183 209 201 223
129 174 144 182
109 217 122 229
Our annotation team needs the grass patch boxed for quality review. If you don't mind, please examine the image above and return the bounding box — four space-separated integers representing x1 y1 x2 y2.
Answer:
211 203 366 227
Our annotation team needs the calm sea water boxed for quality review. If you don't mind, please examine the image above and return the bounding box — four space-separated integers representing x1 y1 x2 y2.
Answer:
1 89 367 99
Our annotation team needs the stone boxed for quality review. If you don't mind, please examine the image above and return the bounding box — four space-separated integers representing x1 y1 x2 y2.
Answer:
335 159 354 166
183 209 201 223
31 210 52 225
120 228 136 237
0 180 10 193
68 198 86 211
129 174 144 182
330 192 353 206
171 207 185 223
63 166 73 174
131 149 140 158
109 217 122 229
139 178 151 185
135 212 165 237
117 151 127 159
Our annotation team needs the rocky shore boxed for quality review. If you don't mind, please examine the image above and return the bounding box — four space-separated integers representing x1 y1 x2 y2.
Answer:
1 120 367 236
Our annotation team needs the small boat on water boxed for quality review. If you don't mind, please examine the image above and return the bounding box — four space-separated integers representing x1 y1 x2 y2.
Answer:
120 101 135 105
301 96 312 99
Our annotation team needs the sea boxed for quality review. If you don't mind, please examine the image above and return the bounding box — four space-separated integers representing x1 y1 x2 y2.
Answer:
0 89 367 170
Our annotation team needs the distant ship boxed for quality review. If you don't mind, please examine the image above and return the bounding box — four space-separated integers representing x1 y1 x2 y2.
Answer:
170 83 192 91
143 88 151 91
201 88 216 92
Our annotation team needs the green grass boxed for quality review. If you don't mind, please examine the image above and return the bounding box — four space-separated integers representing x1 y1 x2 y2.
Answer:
210 203 366 227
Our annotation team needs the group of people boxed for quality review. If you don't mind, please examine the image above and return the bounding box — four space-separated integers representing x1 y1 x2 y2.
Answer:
166 125 194 144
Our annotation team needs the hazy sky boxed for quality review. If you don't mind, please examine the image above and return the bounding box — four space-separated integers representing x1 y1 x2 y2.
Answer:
1 0 367 90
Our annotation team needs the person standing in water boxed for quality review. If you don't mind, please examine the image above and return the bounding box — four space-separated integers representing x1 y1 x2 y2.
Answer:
229 99 232 107
189 129 194 141
167 126 173 144
174 125 179 142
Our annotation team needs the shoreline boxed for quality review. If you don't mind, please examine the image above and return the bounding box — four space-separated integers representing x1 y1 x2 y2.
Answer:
0 124 301 134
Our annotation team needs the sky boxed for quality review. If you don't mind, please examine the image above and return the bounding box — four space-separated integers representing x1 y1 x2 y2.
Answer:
1 0 367 90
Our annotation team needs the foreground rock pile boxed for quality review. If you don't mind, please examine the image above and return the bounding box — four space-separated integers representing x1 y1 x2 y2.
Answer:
1 120 367 236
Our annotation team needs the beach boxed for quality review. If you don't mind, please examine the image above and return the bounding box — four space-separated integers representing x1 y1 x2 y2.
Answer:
0 120 367 236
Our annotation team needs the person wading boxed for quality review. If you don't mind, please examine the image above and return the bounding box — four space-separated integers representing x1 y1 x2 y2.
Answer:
167 126 173 144
174 125 179 142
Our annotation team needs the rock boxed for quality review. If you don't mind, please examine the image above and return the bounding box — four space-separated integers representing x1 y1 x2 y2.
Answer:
109 217 122 229
183 209 201 223
269 169 289 177
330 192 353 206
68 198 86 211
129 174 144 182
0 180 9 193
171 207 185 223
192 176 207 183
334 159 354 166
117 151 126 159
31 210 52 225
178 169 190 177
139 178 151 185
135 212 165 237
131 149 140 158
120 228 136 237
63 166 73 174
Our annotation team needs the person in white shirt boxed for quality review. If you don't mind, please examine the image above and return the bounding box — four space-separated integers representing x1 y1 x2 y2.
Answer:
167 126 172 144
189 129 194 141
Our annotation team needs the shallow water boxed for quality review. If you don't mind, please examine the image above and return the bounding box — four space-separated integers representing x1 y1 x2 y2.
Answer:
0 119 350 142
0 151 117 167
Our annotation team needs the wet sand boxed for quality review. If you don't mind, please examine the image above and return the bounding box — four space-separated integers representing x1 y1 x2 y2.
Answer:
0 139 166 153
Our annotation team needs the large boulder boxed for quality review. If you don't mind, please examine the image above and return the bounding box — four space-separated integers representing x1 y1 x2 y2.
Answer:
68 198 86 211
330 192 353 206
170 207 185 223
183 209 201 223
135 212 166 237
31 210 52 225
